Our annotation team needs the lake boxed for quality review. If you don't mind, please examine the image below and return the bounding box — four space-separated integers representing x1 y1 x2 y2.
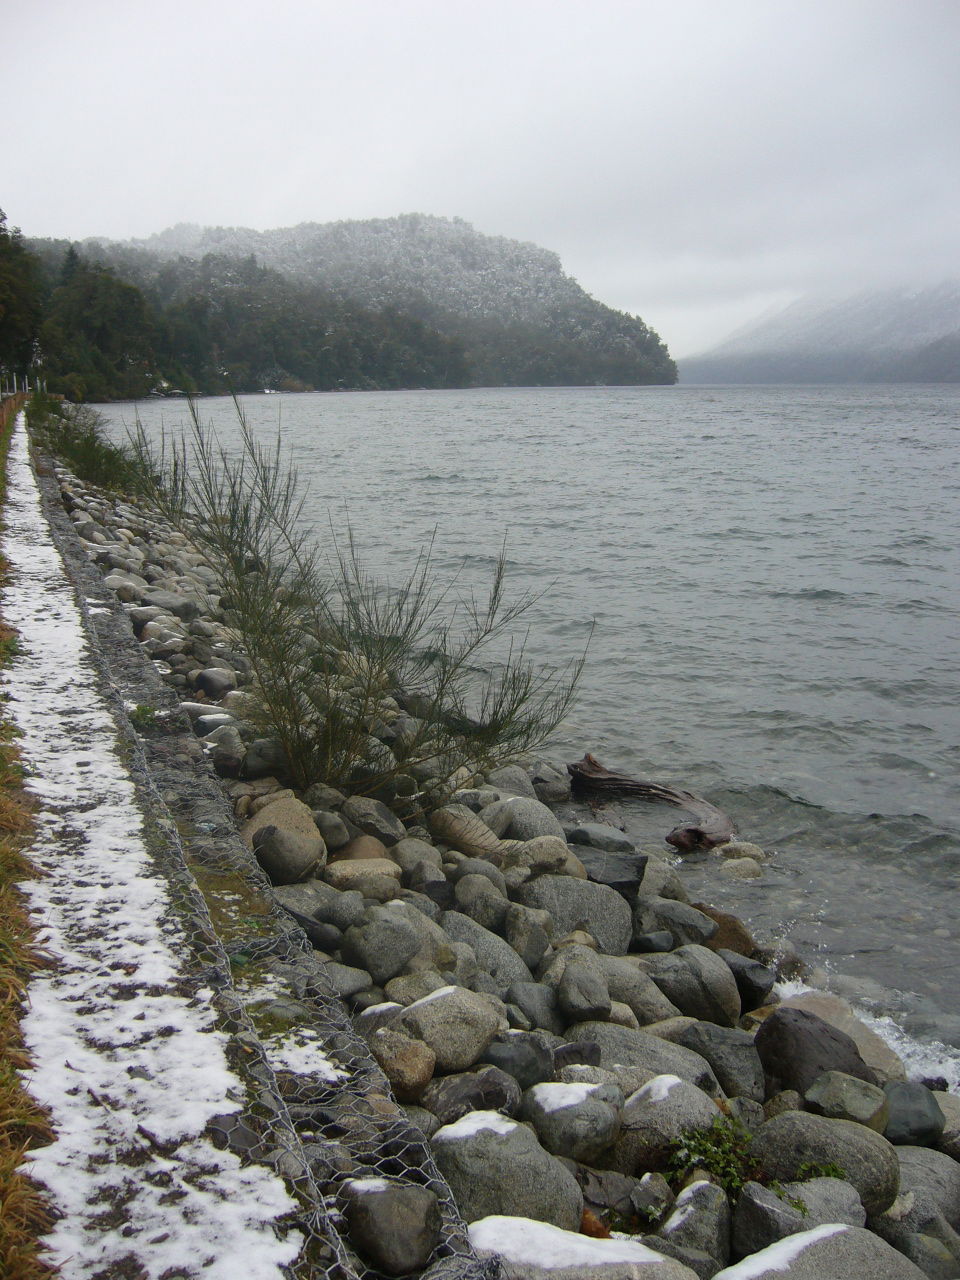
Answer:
98 384 960 1056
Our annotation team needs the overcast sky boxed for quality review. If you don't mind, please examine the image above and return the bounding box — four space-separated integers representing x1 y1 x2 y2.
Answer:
5 0 958 356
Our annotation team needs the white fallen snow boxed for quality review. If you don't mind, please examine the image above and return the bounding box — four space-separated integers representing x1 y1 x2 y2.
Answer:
631 1073 684 1104
468 1215 671 1267
433 1111 518 1141
2 416 302 1278
712 1223 849 1278
527 1081 601 1112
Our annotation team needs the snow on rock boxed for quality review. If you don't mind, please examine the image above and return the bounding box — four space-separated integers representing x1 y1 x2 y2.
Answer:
712 1224 848 1278
468 1214 672 1267
526 1081 601 1112
433 1110 519 1142
2 415 301 1277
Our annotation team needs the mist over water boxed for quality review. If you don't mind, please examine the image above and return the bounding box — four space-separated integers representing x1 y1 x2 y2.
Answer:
101 385 960 1034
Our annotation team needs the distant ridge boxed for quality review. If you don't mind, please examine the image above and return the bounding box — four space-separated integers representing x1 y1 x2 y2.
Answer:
680 282 960 383
87 213 676 388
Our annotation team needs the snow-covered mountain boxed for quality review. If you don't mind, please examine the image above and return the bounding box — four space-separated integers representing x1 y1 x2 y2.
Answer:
680 282 960 383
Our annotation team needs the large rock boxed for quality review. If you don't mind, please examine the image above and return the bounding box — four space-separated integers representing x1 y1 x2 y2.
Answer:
595 955 682 1026
421 1066 522 1125
469 1215 700 1280
341 795 406 846
323 858 402 898
479 1033 555 1091
805 1070 889 1131
340 910 422 985
241 793 322 848
716 949 776 1013
567 1022 721 1096
440 910 534 989
713 1224 928 1279
368 1028 436 1101
753 1110 900 1216
518 876 633 955
341 1177 441 1275
399 986 506 1071
609 1075 719 1174
883 1082 946 1147
675 1023 764 1101
754 1006 878 1096
637 946 741 1027
635 898 718 948
521 1080 623 1165
896 1145 960 1227
657 1178 731 1267
431 1114 583 1228
252 824 325 884
480 796 566 841
732 1177 866 1259
779 991 907 1084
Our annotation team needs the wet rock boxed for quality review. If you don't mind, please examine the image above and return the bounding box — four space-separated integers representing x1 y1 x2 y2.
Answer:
883 1082 946 1146
754 1006 879 1096
342 1177 441 1275
635 898 718 948
421 1065 522 1124
716 949 776 1013
779 991 907 1084
431 1112 583 1228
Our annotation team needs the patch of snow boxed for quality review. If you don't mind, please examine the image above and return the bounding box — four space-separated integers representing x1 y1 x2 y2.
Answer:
263 1029 348 1080
433 1111 518 1142
633 1073 684 1103
527 1081 600 1112
3 417 301 1278
344 1176 392 1194
712 1223 849 1278
468 1215 670 1266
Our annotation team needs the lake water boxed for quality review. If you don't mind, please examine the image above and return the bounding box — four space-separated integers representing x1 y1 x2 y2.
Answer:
98 385 960 1054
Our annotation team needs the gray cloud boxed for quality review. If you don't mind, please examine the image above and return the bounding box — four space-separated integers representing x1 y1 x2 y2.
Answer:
5 0 958 355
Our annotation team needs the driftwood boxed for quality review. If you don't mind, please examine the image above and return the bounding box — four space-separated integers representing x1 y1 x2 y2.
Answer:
567 752 736 851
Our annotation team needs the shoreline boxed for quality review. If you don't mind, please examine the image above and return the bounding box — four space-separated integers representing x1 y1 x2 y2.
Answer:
12 407 960 1279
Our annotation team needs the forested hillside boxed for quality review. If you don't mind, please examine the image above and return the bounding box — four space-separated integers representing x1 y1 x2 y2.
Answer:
4 212 675 400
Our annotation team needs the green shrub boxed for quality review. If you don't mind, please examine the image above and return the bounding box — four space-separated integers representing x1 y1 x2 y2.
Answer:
26 394 141 493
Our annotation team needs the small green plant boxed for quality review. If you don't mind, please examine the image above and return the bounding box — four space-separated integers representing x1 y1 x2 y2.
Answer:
669 1117 760 1197
26 393 143 493
127 400 588 805
127 703 157 730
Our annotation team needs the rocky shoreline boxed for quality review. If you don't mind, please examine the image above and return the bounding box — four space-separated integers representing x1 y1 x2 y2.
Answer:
33 440 960 1280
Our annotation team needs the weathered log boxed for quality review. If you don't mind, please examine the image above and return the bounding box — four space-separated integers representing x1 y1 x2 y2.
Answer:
566 753 736 851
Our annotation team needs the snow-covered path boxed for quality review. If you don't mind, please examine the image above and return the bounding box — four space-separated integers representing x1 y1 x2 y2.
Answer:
2 414 302 1278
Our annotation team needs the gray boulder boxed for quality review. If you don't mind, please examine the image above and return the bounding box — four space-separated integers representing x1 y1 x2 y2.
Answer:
440 910 534 989
635 898 718 948
478 1033 556 1091
896 1145 960 1227
480 795 566 841
468 1215 701 1279
596 955 682 1026
558 961 612 1024
486 764 538 797
638 947 741 1027
530 759 572 804
399 986 506 1072
504 903 554 971
252 825 325 885
805 1070 889 1130
732 1177 866 1259
567 1022 721 1096
431 1113 583 1228
753 1110 900 1216
676 1023 764 1101
341 1177 441 1276
565 822 636 852
754 1006 878 1096
713 1224 929 1278
340 912 422 986
884 1082 946 1147
506 981 564 1035
657 1178 731 1267
609 1075 719 1174
341 795 406 846
518 876 633 955
421 1066 522 1125
521 1080 623 1165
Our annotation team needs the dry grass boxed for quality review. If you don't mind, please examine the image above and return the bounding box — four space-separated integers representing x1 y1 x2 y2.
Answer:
0 394 58 1279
